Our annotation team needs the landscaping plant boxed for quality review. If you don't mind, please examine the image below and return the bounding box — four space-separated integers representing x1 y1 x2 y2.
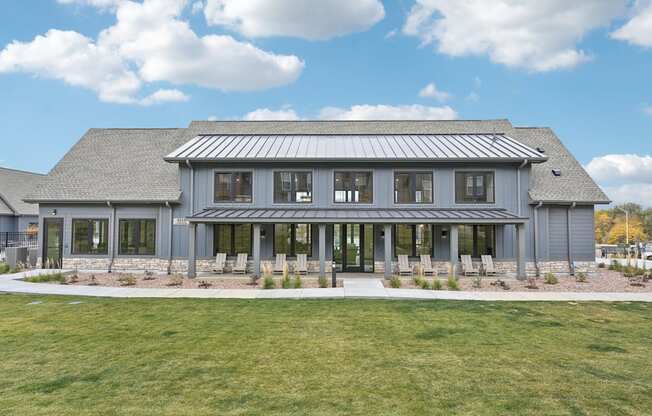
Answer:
318 275 328 288
0 262 10 274
432 279 443 290
389 276 401 288
281 274 292 289
575 271 588 283
168 274 183 287
447 276 460 291
293 275 302 289
471 275 482 289
263 276 276 289
119 274 137 287
544 272 558 285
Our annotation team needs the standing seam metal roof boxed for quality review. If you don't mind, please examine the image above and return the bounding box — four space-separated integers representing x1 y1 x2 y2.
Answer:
165 134 547 162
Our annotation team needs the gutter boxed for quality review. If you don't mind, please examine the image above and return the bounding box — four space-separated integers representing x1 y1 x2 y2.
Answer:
568 202 576 275
166 201 173 275
533 201 543 277
108 201 116 273
516 159 528 217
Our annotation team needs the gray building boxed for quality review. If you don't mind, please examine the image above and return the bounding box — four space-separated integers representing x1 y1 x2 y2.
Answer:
24 120 609 278
0 167 42 234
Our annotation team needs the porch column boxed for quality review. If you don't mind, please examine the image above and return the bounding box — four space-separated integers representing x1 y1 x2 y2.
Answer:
318 224 326 277
253 223 261 278
449 225 459 277
188 223 197 278
384 224 392 279
516 223 526 280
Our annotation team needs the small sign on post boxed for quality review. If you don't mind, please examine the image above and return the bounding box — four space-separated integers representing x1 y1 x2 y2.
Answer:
173 218 189 226
332 261 337 288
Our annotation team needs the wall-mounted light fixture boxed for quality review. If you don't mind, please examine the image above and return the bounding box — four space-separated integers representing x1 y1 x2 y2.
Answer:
50 209 57 216
380 230 385 239
261 228 267 240
441 229 448 239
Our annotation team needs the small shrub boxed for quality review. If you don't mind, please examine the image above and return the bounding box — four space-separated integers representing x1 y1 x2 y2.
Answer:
198 280 212 289
119 274 136 286
447 276 460 291
419 279 431 290
263 276 276 289
575 271 587 283
0 262 10 274
597 262 606 269
281 275 292 289
143 270 156 280
623 267 636 278
167 274 183 287
471 275 482 289
389 276 401 288
413 276 426 287
318 275 328 288
293 275 302 289
544 272 558 285
526 277 539 289
432 279 443 290
24 273 66 283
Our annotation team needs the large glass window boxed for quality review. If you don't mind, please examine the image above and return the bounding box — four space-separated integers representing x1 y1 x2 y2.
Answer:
72 219 109 255
273 224 312 257
214 224 252 256
274 172 312 203
458 225 495 257
393 224 433 257
394 172 433 203
455 172 495 204
334 171 372 203
214 172 253 203
119 219 156 255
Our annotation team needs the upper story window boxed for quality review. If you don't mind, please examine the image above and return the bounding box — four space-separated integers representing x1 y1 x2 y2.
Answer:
72 219 109 255
334 171 373 203
274 172 312 203
455 171 495 204
214 172 252 203
394 172 433 204
119 219 156 256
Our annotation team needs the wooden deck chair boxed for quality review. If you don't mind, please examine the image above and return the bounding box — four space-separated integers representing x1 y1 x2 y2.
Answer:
398 254 412 276
461 255 480 276
420 255 435 276
273 253 287 275
232 253 248 274
212 252 227 274
481 255 498 276
296 253 308 275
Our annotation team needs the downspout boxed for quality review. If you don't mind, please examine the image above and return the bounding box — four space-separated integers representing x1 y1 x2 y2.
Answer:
108 201 116 273
516 159 528 217
185 160 194 216
533 201 543 276
568 202 576 275
166 201 173 275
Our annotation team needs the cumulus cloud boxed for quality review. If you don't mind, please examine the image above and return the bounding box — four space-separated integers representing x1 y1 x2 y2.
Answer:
612 1 652 47
0 0 304 104
402 0 627 72
57 0 124 9
139 89 189 106
585 154 652 206
318 104 458 120
243 108 301 121
418 82 450 102
204 0 384 40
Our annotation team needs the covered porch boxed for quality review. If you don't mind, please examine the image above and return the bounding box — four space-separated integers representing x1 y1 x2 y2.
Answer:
186 208 529 280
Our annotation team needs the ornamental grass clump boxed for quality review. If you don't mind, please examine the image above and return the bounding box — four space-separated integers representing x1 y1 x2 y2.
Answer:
318 275 328 288
432 279 443 290
293 275 302 289
413 276 426 287
0 262 10 274
24 273 66 283
389 276 401 288
281 274 292 289
575 271 588 283
447 276 460 291
544 272 558 285
263 275 276 289
119 274 137 287
471 275 482 289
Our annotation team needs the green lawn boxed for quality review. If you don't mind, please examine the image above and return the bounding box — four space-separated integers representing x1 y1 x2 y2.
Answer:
1 294 651 415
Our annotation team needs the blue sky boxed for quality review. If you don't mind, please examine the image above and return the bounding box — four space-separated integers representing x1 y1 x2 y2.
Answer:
1 0 651 205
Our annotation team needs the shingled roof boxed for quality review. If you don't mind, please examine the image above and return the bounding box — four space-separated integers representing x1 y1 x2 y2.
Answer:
25 120 609 205
0 167 44 216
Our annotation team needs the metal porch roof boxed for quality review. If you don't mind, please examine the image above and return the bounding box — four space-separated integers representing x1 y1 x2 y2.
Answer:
165 134 547 162
188 208 527 224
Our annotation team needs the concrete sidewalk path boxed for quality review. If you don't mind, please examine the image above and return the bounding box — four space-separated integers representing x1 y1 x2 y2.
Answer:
1 270 652 302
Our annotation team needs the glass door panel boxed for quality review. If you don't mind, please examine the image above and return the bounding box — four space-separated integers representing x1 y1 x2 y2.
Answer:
345 224 361 270
43 219 63 269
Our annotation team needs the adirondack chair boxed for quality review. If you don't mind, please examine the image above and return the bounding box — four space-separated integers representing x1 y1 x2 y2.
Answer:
273 253 287 275
398 254 412 276
420 255 435 276
295 253 308 275
212 252 227 274
232 253 248 274
481 255 498 276
461 255 480 276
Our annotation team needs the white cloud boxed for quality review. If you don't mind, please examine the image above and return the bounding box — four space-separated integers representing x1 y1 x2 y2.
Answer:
57 0 125 9
612 1 652 47
139 89 189 106
0 0 304 104
402 0 627 72
243 108 301 121
191 1 204 14
418 82 450 102
385 29 398 39
645 106 652 116
318 104 458 120
204 0 384 40
585 154 652 206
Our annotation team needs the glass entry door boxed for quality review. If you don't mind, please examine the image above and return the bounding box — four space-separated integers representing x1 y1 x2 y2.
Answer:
43 218 63 269
334 224 374 272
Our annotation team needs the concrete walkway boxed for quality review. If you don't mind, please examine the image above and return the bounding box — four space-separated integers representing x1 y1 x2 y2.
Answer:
1 270 652 302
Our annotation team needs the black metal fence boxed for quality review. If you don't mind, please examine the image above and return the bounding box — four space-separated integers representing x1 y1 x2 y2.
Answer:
0 232 39 251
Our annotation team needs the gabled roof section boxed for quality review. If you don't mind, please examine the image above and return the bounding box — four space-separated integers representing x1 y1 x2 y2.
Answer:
0 167 44 216
510 127 610 204
165 133 547 162
25 128 185 204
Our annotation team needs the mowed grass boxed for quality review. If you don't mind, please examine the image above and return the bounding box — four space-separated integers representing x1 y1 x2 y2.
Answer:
1 295 651 416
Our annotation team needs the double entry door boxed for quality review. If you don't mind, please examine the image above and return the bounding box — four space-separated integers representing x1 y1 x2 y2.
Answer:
333 224 374 272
